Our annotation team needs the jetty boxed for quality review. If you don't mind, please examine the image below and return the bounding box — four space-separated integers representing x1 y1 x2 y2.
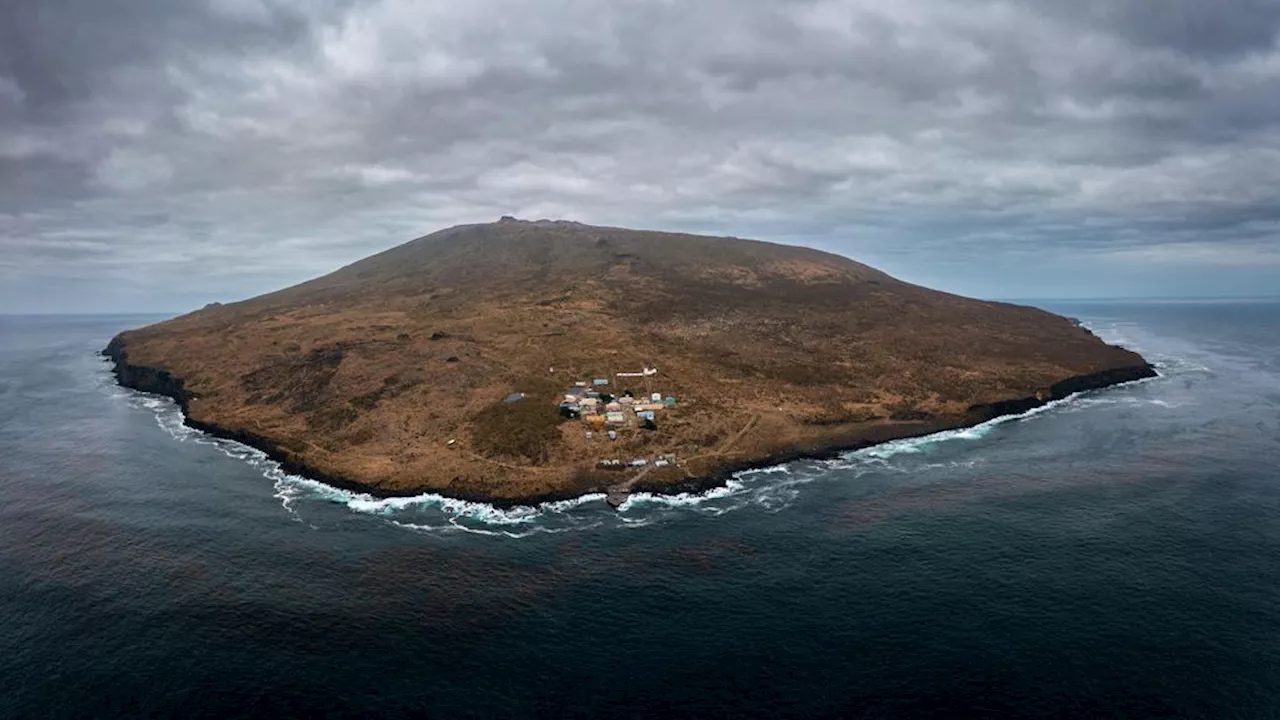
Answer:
605 464 655 509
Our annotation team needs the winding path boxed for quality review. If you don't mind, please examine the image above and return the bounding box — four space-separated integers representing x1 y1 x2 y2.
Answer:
605 413 761 508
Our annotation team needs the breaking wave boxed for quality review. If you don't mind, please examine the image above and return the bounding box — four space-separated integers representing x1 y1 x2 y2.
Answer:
98 320 1171 536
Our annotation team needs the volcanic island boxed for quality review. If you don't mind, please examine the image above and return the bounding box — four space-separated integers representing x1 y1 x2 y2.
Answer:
105 218 1154 508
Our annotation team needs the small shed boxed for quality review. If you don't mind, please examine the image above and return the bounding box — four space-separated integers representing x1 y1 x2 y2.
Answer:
664 396 677 408
606 411 626 424
651 392 662 402
637 410 656 421
503 392 525 404
593 378 610 386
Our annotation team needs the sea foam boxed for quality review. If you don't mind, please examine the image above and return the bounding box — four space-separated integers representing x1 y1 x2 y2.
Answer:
103 324 1166 535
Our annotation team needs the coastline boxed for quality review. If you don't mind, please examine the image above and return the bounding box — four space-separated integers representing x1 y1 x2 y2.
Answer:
103 336 1157 509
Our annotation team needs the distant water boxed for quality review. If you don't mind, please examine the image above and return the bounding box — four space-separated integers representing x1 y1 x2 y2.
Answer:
2 301 1279 718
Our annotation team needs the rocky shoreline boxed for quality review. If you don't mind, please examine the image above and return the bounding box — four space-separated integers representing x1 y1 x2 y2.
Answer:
103 336 1157 509
635 361 1159 498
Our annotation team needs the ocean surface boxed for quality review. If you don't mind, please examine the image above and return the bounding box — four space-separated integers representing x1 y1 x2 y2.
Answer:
2 300 1279 718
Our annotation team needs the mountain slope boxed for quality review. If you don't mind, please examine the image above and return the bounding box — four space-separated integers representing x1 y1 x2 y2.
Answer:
104 218 1154 505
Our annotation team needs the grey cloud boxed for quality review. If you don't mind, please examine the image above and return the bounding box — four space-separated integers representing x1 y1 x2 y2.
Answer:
1050 0 1280 58
0 0 312 121
1 0 1279 312
0 155 94 212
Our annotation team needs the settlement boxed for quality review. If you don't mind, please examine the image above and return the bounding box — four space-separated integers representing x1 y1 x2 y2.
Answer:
554 367 681 470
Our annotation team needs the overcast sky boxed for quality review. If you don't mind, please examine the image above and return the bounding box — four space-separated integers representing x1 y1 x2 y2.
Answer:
3 0 1279 313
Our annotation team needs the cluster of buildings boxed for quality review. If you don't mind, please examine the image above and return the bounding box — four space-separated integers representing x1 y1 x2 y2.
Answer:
558 376 678 437
505 367 683 471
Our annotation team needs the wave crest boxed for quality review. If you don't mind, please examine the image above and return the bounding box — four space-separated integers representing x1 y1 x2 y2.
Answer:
100 343 1164 537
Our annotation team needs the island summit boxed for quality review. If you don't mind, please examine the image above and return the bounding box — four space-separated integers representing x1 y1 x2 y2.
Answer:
104 218 1155 507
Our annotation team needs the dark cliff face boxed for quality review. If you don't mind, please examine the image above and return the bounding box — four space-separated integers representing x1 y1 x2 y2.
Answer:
103 335 436 501
106 330 1158 507
966 364 1158 421
103 336 190 413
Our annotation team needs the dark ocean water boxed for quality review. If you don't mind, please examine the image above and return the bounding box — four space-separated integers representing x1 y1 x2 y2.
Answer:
2 301 1279 719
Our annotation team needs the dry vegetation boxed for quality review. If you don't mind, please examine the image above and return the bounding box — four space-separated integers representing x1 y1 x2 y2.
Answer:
109 218 1150 502
470 400 566 465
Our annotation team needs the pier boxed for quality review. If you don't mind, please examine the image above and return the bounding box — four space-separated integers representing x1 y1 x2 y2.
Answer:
605 464 655 509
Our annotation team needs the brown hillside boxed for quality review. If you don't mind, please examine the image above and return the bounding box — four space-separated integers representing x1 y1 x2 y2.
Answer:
105 218 1152 505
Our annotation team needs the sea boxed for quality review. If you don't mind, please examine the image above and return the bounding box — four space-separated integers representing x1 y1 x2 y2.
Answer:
1 300 1278 719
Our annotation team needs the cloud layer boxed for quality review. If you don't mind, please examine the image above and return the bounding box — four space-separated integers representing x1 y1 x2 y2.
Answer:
3 0 1279 311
